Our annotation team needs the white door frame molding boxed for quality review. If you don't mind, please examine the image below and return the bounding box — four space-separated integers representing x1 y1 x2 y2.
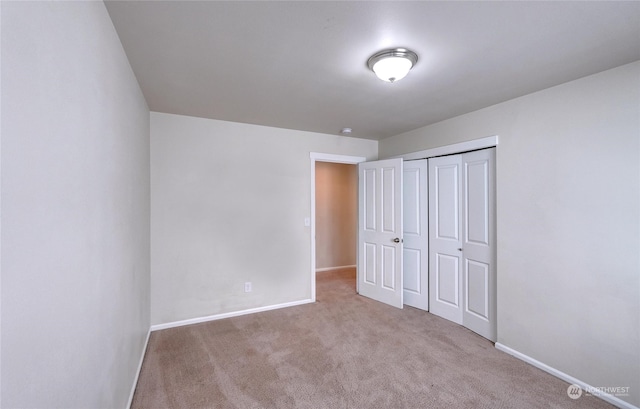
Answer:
389 135 498 161
310 153 367 302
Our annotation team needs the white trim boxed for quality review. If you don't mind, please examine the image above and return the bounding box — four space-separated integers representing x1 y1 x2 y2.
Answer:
389 135 498 161
127 328 151 409
310 152 367 164
150 299 313 332
310 153 367 303
316 264 357 273
495 343 638 409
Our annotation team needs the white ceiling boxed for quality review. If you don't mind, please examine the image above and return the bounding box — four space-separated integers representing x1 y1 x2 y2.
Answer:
105 1 640 140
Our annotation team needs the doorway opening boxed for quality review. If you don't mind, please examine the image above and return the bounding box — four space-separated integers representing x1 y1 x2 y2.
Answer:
310 153 366 302
315 161 358 300
315 162 357 273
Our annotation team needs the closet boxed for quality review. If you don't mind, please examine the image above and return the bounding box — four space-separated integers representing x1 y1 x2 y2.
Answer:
357 147 496 341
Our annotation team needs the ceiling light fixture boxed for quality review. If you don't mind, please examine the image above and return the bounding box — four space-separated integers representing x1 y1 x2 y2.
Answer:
367 48 418 83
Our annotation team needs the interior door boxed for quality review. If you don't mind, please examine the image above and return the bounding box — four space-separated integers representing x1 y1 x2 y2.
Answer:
461 148 496 341
402 160 428 310
428 155 463 324
358 158 404 309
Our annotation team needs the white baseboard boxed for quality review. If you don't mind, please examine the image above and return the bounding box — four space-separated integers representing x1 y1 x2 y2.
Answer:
150 299 314 332
316 265 356 272
495 343 638 409
127 328 151 409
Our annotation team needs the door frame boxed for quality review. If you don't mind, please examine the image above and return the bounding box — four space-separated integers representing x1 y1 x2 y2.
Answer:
310 153 367 302
389 135 498 161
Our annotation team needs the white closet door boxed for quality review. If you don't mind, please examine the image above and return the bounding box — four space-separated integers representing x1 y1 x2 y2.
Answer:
358 158 404 309
462 148 496 341
403 160 429 310
428 155 463 324
428 149 496 341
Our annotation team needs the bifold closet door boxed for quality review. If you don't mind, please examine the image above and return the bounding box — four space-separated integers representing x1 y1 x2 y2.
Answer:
461 149 496 341
428 148 496 341
428 155 463 324
403 160 428 311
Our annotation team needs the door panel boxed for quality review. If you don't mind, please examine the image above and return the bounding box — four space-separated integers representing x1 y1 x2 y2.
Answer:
363 168 376 231
403 248 420 291
462 149 496 341
466 159 489 245
382 245 396 289
402 160 428 310
428 155 463 324
358 158 403 309
436 254 459 307
435 164 460 240
382 167 397 233
363 243 376 284
466 259 489 319
429 149 495 340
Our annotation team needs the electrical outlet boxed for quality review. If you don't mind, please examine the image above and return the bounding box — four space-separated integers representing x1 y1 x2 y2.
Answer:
244 282 252 293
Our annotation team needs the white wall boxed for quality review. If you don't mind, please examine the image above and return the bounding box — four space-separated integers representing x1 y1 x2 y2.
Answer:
315 162 357 270
380 61 640 407
0 1 4 405
1 2 150 408
151 112 377 325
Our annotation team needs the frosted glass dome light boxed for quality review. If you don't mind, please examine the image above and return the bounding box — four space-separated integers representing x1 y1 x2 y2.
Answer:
367 48 418 83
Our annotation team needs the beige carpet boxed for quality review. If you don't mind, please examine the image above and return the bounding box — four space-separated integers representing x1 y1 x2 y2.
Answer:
132 268 612 408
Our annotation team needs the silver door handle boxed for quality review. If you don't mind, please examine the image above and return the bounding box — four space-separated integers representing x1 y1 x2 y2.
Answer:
393 238 402 243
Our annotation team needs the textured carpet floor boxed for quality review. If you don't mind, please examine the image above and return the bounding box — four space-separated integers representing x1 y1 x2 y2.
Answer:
132 268 612 408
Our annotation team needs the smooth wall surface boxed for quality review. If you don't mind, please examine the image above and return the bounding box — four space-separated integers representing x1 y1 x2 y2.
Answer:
315 162 357 270
1 2 150 407
0 1 4 405
380 61 640 406
151 112 377 326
